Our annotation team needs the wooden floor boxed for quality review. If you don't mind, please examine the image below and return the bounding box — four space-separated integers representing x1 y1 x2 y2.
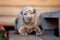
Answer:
9 30 60 40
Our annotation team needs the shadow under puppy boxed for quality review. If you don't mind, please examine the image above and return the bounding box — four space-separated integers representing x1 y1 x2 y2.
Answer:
15 6 43 36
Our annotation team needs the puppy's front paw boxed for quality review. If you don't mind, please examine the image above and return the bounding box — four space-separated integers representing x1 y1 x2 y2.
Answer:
40 32 43 36
36 32 43 36
20 32 28 36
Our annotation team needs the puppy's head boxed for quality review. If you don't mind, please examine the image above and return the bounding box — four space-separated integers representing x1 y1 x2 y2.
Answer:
21 6 36 24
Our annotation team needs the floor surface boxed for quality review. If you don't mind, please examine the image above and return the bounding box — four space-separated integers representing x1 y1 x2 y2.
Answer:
9 30 60 40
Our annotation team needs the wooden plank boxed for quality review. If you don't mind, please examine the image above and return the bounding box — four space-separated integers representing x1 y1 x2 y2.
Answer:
0 7 60 16
0 16 16 26
0 0 60 7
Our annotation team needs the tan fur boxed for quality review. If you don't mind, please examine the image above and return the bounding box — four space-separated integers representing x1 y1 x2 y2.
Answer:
20 23 43 36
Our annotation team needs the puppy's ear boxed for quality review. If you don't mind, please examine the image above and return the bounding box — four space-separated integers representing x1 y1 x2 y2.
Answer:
21 11 23 15
33 9 36 13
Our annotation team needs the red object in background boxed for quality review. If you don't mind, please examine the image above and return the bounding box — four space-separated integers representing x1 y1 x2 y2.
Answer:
0 24 7 38
0 24 5 30
3 32 7 38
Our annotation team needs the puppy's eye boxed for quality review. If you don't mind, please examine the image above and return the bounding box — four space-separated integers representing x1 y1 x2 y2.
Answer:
24 13 27 15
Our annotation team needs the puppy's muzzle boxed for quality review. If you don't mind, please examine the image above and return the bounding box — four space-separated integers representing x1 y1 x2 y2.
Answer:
28 17 32 21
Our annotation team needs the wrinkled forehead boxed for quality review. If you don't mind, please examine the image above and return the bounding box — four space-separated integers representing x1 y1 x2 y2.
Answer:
22 6 34 14
23 10 34 14
24 10 33 14
22 10 34 16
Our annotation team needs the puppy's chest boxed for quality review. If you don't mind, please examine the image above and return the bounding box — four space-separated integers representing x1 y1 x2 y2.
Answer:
26 25 35 30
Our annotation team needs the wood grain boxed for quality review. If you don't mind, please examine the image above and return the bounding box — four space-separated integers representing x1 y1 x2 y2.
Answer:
0 7 60 16
0 16 16 26
0 6 60 26
0 0 60 7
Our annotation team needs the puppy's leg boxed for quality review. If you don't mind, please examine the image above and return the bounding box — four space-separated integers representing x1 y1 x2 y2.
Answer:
20 27 28 36
35 26 43 36
14 17 19 34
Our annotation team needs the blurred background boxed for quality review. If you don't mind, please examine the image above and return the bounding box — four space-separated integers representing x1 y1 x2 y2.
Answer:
0 0 60 26
0 0 60 40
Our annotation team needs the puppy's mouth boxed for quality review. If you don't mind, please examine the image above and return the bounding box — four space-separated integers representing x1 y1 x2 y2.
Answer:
29 19 32 21
28 18 32 22
25 19 32 24
24 18 34 25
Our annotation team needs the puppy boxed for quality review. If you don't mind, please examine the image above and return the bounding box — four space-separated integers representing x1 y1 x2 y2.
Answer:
15 6 43 36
